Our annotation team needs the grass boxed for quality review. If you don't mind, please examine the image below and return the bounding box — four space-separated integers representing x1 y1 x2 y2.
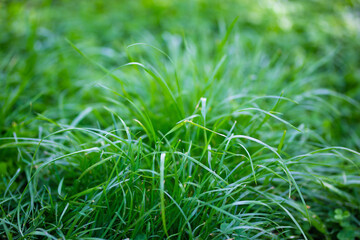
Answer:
1 0 360 239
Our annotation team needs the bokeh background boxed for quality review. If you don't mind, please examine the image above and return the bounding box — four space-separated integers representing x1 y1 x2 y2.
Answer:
2 0 359 142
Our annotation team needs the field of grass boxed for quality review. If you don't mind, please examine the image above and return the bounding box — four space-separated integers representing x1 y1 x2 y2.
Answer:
1 0 360 239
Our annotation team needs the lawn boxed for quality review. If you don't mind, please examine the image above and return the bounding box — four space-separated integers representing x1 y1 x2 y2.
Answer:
1 0 360 239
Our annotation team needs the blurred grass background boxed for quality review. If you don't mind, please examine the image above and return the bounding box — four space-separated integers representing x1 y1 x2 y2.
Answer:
1 0 359 142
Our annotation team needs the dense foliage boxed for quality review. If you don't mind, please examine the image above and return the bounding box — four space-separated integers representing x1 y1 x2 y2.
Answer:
1 0 360 239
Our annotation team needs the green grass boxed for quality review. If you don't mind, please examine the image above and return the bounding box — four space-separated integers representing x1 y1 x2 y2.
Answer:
1 0 360 239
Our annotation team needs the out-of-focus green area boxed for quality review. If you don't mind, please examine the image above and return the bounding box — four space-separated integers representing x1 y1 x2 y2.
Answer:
1 0 360 239
1 0 359 140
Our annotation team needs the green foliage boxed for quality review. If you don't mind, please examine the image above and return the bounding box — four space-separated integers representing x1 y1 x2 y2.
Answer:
1 0 360 239
328 209 360 240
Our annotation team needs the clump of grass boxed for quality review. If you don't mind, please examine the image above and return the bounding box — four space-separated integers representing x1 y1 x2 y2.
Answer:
1 0 360 239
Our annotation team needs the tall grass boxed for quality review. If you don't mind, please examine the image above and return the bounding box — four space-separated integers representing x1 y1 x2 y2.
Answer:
1 0 360 239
